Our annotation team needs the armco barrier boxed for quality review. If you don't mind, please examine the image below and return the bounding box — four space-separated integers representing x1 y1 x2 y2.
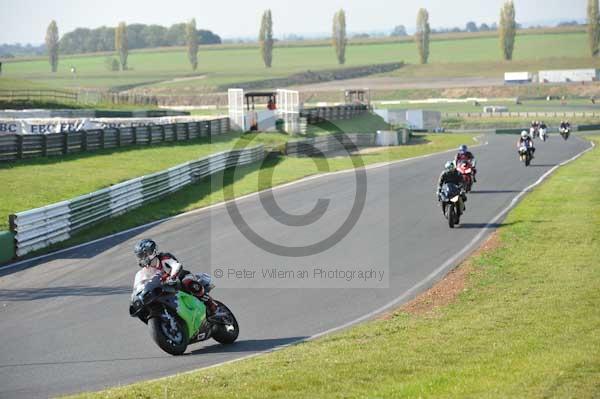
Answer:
0 231 15 263
9 145 265 257
0 117 230 162
286 133 377 157
576 124 600 131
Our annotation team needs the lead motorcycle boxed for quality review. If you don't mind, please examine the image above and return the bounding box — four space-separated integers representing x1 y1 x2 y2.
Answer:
519 145 532 167
129 270 239 355
438 182 465 228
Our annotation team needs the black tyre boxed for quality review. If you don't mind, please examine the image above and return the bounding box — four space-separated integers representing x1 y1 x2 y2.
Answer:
211 301 239 345
149 311 188 356
448 205 455 228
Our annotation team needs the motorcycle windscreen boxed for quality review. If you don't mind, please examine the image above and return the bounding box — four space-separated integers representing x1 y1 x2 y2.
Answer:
132 268 161 294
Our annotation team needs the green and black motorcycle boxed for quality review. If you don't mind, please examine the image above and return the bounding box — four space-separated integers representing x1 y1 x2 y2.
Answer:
129 271 239 355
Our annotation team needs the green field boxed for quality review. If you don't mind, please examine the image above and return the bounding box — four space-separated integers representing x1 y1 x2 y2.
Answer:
66 137 600 399
0 31 594 92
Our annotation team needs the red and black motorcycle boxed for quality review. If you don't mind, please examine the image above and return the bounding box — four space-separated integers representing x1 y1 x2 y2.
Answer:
456 159 475 193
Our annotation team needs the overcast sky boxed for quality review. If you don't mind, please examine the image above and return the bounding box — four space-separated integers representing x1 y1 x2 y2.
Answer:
0 0 587 45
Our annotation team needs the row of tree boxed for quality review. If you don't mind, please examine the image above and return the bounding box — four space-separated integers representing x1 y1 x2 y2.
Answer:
45 19 203 72
43 1 600 74
56 23 220 55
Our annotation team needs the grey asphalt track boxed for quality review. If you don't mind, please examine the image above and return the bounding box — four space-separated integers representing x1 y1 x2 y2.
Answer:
0 134 591 398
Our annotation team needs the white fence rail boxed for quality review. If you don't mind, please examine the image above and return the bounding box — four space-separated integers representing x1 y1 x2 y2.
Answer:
10 145 265 257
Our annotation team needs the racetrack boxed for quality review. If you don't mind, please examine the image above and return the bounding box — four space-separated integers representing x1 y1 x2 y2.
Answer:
0 134 591 398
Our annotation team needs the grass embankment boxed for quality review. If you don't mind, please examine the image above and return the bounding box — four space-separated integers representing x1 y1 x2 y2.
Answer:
67 137 600 399
0 32 592 92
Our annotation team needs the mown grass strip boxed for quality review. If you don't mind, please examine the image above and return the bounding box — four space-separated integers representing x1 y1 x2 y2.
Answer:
66 137 599 398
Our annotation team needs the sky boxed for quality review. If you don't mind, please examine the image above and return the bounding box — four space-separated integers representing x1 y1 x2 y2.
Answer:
0 0 587 45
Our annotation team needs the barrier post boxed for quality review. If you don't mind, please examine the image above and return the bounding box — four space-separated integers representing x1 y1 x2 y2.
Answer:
62 132 68 155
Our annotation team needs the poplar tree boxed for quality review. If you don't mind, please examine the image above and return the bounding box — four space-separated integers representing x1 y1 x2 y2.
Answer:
332 9 347 65
115 22 128 70
415 8 430 64
588 0 600 56
186 18 199 70
259 10 274 68
499 1 516 60
45 20 59 72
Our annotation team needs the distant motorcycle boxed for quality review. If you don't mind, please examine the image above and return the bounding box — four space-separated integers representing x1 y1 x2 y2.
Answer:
539 127 547 142
519 145 532 167
456 159 475 193
530 126 539 139
438 182 464 228
129 271 239 355
559 127 570 140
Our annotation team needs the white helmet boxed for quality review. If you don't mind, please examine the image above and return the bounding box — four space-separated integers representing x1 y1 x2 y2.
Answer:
521 130 528 138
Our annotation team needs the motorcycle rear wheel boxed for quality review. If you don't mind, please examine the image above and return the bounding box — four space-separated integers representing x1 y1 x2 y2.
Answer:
211 301 240 345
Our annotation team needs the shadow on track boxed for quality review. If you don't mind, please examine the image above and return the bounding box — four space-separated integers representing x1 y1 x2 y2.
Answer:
189 337 308 356
0 285 130 301
458 221 521 229
470 190 523 194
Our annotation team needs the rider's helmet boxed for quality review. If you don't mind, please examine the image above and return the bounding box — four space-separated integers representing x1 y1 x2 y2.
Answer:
134 239 158 267
521 130 529 138
444 161 455 171
459 144 468 153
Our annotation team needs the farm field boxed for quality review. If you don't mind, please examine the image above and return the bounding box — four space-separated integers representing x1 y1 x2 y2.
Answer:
0 31 593 93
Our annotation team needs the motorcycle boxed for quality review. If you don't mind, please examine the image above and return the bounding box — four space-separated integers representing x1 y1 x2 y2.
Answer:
519 145 532 167
455 159 475 193
438 182 464 228
529 126 539 139
559 127 570 140
539 127 547 142
129 270 239 355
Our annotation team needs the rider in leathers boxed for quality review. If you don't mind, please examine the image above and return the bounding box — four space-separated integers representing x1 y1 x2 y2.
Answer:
133 239 221 319
437 161 467 211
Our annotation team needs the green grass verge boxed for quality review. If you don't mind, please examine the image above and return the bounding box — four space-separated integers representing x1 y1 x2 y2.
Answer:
25 132 471 257
65 137 600 399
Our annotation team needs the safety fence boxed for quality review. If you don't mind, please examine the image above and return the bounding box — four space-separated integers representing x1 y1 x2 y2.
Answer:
300 104 369 124
0 109 189 118
0 118 230 162
0 89 78 103
443 111 600 118
286 133 376 157
8 145 265 257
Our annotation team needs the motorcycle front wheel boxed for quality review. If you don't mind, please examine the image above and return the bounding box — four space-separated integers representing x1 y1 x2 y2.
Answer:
149 311 189 355
448 204 455 228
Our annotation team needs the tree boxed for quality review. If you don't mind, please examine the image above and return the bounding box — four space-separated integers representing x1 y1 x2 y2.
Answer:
259 10 274 68
479 23 491 31
499 1 516 60
115 22 128 70
415 8 430 64
391 25 408 37
588 0 600 56
186 19 199 70
332 9 347 65
45 20 59 72
466 21 478 32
